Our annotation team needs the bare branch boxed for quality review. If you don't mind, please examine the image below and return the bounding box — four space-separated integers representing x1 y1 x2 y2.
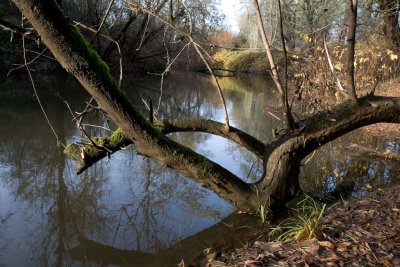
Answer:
323 39 347 94
0 17 37 40
125 1 231 130
91 0 116 43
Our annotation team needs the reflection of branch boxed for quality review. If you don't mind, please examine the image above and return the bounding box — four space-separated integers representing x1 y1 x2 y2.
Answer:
159 118 265 156
69 212 260 266
348 144 400 161
69 236 153 266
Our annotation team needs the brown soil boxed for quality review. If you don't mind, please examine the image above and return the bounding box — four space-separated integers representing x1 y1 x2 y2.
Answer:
202 185 400 266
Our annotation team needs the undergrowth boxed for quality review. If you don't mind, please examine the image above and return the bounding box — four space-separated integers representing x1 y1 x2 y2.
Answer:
268 195 327 243
291 35 400 112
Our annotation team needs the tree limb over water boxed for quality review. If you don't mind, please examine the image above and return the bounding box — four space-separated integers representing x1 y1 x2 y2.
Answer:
11 0 400 213
64 118 266 175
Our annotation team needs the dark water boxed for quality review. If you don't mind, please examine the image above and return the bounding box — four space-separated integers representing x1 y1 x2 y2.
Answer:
0 73 399 266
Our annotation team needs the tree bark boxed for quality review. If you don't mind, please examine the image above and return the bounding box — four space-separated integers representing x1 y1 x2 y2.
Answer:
346 0 358 102
276 0 295 129
64 119 266 175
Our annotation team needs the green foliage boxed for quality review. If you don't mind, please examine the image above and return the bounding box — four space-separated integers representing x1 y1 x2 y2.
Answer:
268 195 326 243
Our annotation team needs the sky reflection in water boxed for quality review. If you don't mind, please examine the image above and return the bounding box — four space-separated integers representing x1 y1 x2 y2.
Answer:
0 73 399 266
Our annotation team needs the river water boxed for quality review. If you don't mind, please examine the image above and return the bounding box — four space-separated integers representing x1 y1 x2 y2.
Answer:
0 73 399 266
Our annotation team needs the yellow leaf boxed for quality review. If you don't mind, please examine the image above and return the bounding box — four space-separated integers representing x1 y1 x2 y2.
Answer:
334 63 343 71
390 54 398 61
365 184 373 190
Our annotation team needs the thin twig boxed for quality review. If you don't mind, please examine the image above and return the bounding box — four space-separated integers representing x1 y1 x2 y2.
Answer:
302 150 317 166
75 105 113 154
22 35 65 148
125 1 230 129
7 48 48 75
136 14 150 51
74 21 123 87
267 111 281 121
91 0 115 43
277 0 295 128
193 42 230 129
81 123 112 133
152 42 190 115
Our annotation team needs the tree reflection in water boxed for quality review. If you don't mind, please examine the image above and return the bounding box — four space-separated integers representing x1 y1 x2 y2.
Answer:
301 131 400 199
0 74 399 266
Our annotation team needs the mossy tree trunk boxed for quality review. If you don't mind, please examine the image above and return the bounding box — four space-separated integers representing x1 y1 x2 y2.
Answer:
12 0 400 213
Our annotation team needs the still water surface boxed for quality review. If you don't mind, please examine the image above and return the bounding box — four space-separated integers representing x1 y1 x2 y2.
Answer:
0 73 399 266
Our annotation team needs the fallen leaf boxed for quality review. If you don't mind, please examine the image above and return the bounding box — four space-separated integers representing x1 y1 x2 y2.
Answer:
319 241 334 250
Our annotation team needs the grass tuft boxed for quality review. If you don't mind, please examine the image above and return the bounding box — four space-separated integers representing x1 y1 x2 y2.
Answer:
268 195 326 243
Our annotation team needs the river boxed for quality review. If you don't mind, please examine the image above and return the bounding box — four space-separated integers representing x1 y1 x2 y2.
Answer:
0 72 399 266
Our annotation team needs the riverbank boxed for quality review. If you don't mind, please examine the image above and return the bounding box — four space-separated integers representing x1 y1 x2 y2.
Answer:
196 78 400 266
202 184 400 266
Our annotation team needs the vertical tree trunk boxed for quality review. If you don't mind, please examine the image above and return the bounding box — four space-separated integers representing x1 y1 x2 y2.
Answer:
253 0 294 128
381 0 400 48
277 0 295 129
168 0 174 24
346 0 358 102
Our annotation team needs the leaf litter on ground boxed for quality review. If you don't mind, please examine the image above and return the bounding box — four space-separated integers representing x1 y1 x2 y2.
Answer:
204 184 400 267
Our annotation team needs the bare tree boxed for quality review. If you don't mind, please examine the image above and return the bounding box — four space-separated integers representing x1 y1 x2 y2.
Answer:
10 0 400 214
